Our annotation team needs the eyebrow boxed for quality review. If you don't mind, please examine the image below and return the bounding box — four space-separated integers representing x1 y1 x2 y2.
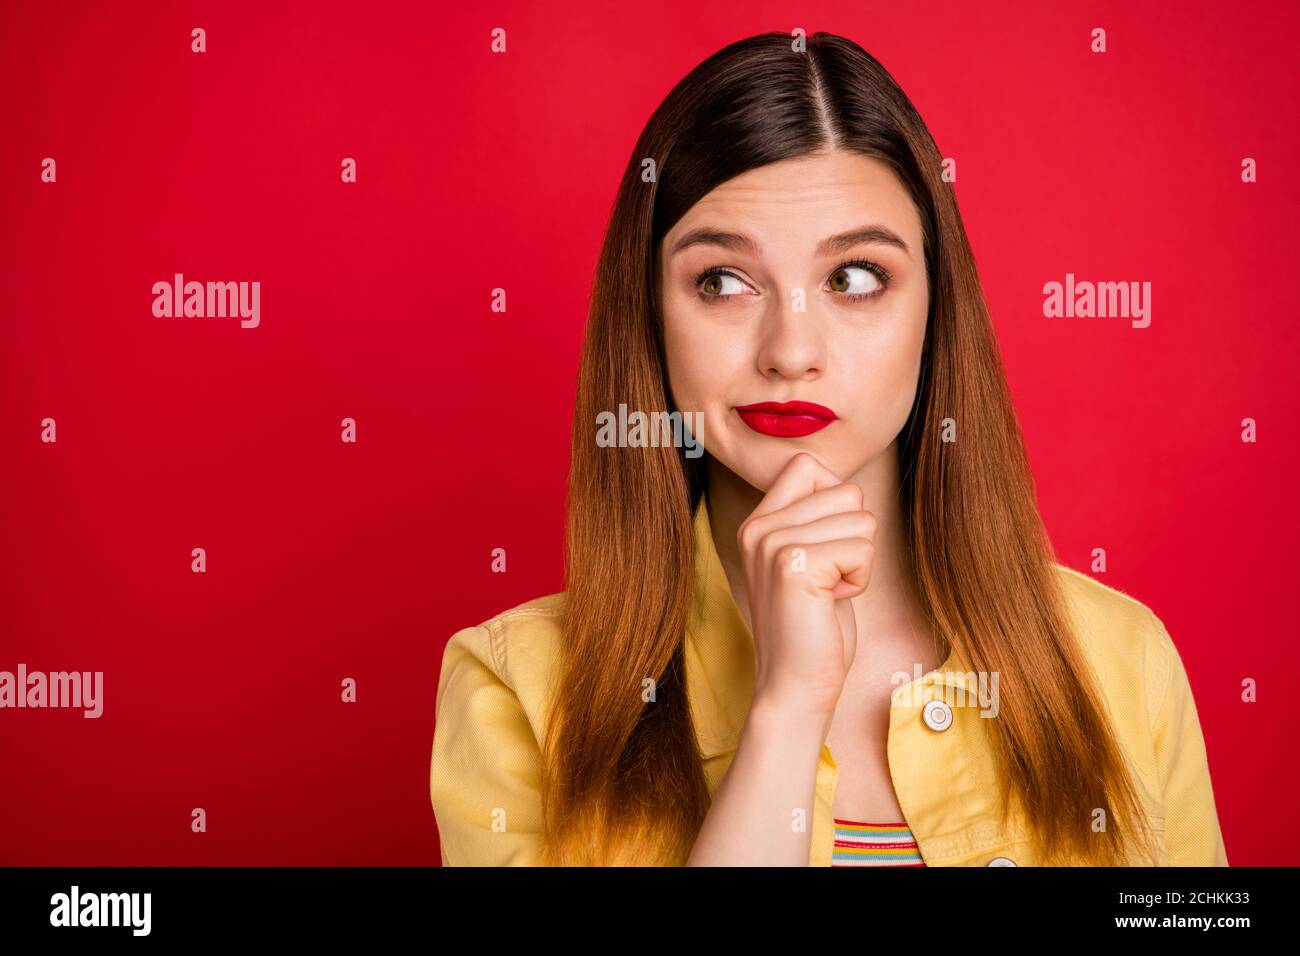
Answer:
668 224 911 258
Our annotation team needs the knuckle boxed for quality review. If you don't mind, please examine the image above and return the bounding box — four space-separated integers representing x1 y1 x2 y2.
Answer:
758 529 786 565
832 482 862 510
738 516 768 555
773 545 803 578
737 519 755 552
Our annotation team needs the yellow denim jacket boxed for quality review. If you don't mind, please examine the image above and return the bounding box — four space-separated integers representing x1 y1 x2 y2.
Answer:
430 495 1229 866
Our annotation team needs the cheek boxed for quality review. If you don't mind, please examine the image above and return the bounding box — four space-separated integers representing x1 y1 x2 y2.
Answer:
662 307 744 411
660 312 700 409
841 297 928 431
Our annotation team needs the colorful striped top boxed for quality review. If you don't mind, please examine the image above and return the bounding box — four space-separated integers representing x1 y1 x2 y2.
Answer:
832 818 926 866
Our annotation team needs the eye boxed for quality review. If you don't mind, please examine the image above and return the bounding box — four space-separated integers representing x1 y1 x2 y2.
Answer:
826 260 891 300
693 268 753 301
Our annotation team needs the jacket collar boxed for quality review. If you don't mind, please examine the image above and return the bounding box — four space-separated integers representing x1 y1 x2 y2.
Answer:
684 491 974 759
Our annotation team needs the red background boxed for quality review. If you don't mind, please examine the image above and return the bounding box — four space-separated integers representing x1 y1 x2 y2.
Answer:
1 0 1296 865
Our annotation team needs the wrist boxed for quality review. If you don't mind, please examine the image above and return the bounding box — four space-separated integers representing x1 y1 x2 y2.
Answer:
744 692 833 750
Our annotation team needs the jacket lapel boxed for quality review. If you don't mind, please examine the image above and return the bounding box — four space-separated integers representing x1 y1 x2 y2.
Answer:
683 493 755 760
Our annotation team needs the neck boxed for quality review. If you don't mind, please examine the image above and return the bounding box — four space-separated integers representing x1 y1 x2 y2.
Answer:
702 442 937 655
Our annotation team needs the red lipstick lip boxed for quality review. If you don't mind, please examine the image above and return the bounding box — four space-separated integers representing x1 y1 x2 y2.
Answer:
733 401 837 438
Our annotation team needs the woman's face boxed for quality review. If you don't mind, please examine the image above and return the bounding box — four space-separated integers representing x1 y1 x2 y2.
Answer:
660 148 929 491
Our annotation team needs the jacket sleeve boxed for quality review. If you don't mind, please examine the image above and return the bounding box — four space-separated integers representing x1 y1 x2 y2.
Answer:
429 623 547 866
1147 613 1228 866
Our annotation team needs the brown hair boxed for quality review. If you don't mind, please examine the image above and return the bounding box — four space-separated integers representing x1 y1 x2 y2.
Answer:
542 30 1156 866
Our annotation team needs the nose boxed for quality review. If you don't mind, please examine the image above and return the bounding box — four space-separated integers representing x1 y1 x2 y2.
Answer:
754 292 826 380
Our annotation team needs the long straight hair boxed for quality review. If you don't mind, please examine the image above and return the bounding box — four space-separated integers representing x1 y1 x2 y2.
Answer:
543 31 1157 866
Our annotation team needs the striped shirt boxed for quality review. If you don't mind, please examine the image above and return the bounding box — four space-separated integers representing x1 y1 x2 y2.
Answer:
831 818 926 866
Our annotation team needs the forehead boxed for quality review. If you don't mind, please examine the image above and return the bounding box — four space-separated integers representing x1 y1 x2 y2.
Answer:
663 150 921 255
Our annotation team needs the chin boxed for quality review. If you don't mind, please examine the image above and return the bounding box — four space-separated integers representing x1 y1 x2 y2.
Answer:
731 454 798 493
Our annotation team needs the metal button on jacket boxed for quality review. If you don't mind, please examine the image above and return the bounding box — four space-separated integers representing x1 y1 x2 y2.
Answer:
987 857 1017 866
922 699 953 732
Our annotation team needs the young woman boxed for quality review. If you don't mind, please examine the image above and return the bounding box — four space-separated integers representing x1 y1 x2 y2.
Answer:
429 30 1228 867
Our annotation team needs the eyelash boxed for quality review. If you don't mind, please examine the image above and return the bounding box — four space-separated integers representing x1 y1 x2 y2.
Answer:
691 258 893 304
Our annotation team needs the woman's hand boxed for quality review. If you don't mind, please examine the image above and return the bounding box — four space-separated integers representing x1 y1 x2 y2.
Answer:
738 451 877 721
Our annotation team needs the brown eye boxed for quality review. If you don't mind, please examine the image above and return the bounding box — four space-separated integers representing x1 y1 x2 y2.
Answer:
696 271 747 299
827 264 886 297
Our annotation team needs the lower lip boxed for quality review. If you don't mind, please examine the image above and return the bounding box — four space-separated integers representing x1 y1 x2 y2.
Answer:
736 410 835 437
